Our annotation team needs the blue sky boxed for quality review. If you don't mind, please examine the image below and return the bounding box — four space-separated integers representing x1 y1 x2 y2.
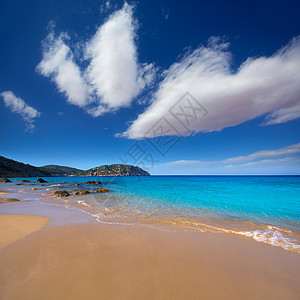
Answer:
0 0 299 174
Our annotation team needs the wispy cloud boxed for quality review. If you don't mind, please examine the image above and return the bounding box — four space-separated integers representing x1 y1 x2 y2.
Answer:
1 91 40 132
37 3 155 117
163 142 300 167
161 7 169 20
123 36 300 139
160 143 300 173
222 142 300 164
229 156 300 168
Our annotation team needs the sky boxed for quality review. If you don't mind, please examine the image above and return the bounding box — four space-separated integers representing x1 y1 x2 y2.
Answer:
0 0 300 175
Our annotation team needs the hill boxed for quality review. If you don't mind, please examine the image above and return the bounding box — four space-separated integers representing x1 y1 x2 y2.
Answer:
38 165 83 176
85 164 150 176
0 156 50 178
0 156 150 178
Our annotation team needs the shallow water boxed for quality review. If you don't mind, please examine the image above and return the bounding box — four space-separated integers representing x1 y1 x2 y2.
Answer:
1 175 300 252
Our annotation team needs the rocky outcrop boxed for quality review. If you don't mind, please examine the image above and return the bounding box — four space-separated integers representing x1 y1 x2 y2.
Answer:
83 181 103 185
53 190 70 197
37 178 48 183
21 180 32 183
0 178 12 183
73 190 89 195
94 188 110 193
85 164 150 176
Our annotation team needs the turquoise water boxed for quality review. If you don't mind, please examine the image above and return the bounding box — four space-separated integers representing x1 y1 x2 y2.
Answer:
1 175 300 252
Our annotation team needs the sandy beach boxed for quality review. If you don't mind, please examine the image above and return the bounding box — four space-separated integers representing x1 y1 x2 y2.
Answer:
0 197 299 300
0 214 49 249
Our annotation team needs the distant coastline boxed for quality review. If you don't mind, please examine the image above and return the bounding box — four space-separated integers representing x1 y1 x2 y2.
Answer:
0 156 150 178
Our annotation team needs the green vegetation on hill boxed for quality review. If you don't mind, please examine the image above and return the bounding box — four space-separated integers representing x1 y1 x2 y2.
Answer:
0 156 50 178
38 165 83 176
85 164 150 176
0 156 150 178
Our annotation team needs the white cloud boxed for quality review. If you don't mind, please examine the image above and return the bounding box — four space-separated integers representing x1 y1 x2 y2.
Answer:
1 91 40 132
231 156 300 168
37 3 155 117
163 142 300 167
263 101 300 125
122 36 300 139
36 32 91 107
85 3 154 115
157 143 300 175
222 142 300 164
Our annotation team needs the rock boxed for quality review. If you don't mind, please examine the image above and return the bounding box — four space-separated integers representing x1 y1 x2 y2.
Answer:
62 181 67 183
0 178 12 183
83 181 103 185
73 190 89 195
21 180 32 183
75 183 81 186
53 190 70 197
37 178 48 183
31 187 37 190
94 188 110 193
16 183 25 185
0 198 20 204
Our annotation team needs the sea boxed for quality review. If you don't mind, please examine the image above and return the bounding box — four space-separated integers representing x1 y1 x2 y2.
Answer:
1 175 300 253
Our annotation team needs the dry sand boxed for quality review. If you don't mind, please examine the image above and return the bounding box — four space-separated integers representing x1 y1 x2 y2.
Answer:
0 214 49 249
0 221 299 300
0 192 8 196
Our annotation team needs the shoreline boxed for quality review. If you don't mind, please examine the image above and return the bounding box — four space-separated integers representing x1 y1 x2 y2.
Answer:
0 190 300 299
0 210 299 299
1 183 299 253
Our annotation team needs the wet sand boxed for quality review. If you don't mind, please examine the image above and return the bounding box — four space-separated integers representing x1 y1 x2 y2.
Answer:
0 219 299 299
0 214 49 249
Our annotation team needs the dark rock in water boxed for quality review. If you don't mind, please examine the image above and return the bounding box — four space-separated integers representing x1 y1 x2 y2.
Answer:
83 181 103 185
53 190 69 197
0 198 20 204
94 188 110 193
0 178 12 183
62 181 67 183
16 183 24 185
73 190 89 195
37 178 48 183
75 183 81 186
21 180 32 183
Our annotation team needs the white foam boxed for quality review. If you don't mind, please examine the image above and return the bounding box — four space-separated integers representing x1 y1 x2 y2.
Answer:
237 228 300 253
